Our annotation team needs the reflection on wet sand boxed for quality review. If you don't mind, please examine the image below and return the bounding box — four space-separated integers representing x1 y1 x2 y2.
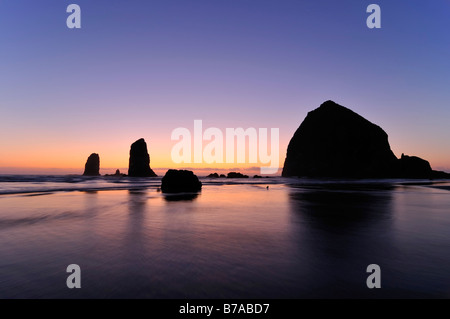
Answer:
163 193 200 202
287 183 398 298
289 184 394 228
1 181 450 298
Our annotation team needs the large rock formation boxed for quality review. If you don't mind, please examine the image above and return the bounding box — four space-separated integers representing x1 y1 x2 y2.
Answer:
282 100 449 179
83 153 100 176
128 138 157 177
161 169 202 193
282 101 397 178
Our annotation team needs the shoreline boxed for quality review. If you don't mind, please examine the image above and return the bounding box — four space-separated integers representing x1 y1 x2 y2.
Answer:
1 175 449 197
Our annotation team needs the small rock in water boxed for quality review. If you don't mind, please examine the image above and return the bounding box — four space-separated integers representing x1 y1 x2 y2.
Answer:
161 169 202 193
227 172 249 178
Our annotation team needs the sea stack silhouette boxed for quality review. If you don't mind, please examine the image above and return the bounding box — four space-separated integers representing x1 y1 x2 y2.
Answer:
128 138 157 177
282 100 450 179
161 169 202 193
83 153 100 176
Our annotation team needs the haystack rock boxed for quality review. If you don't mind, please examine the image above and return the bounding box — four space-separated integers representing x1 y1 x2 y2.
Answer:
282 100 450 179
128 138 157 177
282 101 397 178
161 169 202 193
83 153 100 176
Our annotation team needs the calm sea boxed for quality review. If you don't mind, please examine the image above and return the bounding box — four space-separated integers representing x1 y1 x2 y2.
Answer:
0 175 450 298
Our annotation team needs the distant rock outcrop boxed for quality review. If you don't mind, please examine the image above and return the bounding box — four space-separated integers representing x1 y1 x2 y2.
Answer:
83 153 100 176
431 170 450 179
105 169 126 177
207 173 219 178
128 138 157 177
227 172 249 178
282 100 449 179
161 169 202 193
397 154 432 179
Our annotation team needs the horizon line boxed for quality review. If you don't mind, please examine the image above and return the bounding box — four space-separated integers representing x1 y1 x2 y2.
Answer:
0 166 283 175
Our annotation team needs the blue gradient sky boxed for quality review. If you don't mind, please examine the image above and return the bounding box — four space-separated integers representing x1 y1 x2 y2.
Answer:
1 0 449 174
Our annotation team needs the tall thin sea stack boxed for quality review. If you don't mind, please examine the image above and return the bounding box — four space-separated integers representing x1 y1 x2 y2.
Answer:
128 138 157 177
83 153 100 176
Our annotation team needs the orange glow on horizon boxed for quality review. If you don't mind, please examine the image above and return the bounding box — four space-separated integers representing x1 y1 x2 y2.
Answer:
1 136 450 174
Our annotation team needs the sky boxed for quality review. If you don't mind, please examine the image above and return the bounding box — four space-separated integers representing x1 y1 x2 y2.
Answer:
1 0 449 175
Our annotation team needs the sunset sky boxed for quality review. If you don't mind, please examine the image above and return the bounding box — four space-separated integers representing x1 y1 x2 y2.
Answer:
1 0 449 175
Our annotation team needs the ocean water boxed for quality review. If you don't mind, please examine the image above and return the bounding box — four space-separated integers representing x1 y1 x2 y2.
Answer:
0 175 450 298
